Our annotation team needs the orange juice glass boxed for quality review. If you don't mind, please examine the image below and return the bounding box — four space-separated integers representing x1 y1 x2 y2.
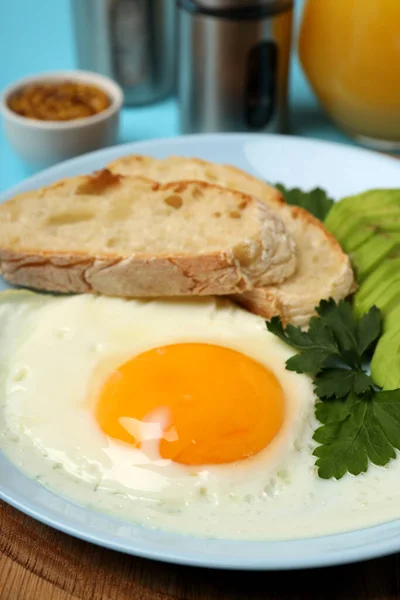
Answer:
299 0 400 150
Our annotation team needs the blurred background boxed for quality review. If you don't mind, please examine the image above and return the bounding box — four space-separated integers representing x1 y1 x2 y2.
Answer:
1 0 399 192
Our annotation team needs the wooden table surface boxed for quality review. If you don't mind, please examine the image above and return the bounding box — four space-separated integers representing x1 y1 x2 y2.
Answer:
1 498 400 600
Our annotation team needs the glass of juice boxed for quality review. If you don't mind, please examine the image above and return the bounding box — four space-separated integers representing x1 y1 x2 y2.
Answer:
299 0 400 150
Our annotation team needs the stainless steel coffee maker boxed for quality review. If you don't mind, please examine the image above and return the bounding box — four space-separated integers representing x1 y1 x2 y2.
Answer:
71 0 176 106
178 0 293 134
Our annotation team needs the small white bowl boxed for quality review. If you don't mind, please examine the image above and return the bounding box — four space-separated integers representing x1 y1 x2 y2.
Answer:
1 70 124 168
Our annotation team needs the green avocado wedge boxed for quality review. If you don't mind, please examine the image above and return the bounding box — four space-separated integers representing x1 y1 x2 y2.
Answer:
371 329 400 390
354 258 400 316
325 190 400 279
351 233 400 282
341 214 400 254
355 258 400 302
354 278 400 319
327 189 400 394
384 303 400 333
371 303 400 390
326 189 400 231
326 192 400 254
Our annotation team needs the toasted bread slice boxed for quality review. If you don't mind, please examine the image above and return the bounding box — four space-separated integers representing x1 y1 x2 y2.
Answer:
237 206 356 326
108 155 355 326
0 170 297 297
107 154 285 207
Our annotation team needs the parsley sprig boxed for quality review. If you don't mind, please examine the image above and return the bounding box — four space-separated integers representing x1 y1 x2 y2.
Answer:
268 299 380 398
267 300 400 479
275 185 334 221
313 392 400 479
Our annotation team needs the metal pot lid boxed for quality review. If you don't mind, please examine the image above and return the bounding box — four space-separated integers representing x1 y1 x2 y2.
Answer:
190 0 293 11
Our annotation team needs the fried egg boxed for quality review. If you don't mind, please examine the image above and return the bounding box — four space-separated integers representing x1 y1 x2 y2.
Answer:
2 291 400 540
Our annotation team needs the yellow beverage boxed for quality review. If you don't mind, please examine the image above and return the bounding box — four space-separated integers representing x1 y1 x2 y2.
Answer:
299 0 400 148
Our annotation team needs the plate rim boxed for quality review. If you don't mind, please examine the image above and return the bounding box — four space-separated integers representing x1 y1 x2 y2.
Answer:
3 483 400 571
2 132 400 201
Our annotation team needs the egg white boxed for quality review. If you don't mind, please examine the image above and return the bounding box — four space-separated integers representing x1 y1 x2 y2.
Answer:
2 291 400 540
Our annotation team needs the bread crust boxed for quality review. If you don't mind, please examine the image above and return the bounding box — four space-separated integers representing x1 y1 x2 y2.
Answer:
234 204 356 327
0 249 259 296
0 172 297 297
108 154 285 207
235 258 355 328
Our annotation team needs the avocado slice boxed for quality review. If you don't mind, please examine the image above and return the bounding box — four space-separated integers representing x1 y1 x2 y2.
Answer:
355 258 400 305
326 189 400 234
371 298 400 390
351 234 400 281
384 303 400 333
329 190 400 391
327 200 400 239
344 215 400 254
326 190 400 256
371 330 400 390
354 274 400 318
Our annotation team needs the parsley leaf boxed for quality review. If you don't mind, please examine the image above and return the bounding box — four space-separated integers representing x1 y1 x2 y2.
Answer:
266 300 381 395
316 300 381 366
313 391 400 479
314 369 373 400
357 306 382 355
315 395 354 425
275 184 334 221
267 315 339 376
266 299 394 479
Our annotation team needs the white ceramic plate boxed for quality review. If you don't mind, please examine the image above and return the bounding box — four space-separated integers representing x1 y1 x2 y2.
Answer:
1 134 400 570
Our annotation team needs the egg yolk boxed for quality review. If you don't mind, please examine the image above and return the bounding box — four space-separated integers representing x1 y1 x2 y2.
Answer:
96 343 285 465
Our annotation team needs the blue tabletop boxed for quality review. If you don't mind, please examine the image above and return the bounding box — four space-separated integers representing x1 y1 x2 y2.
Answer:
0 0 353 194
